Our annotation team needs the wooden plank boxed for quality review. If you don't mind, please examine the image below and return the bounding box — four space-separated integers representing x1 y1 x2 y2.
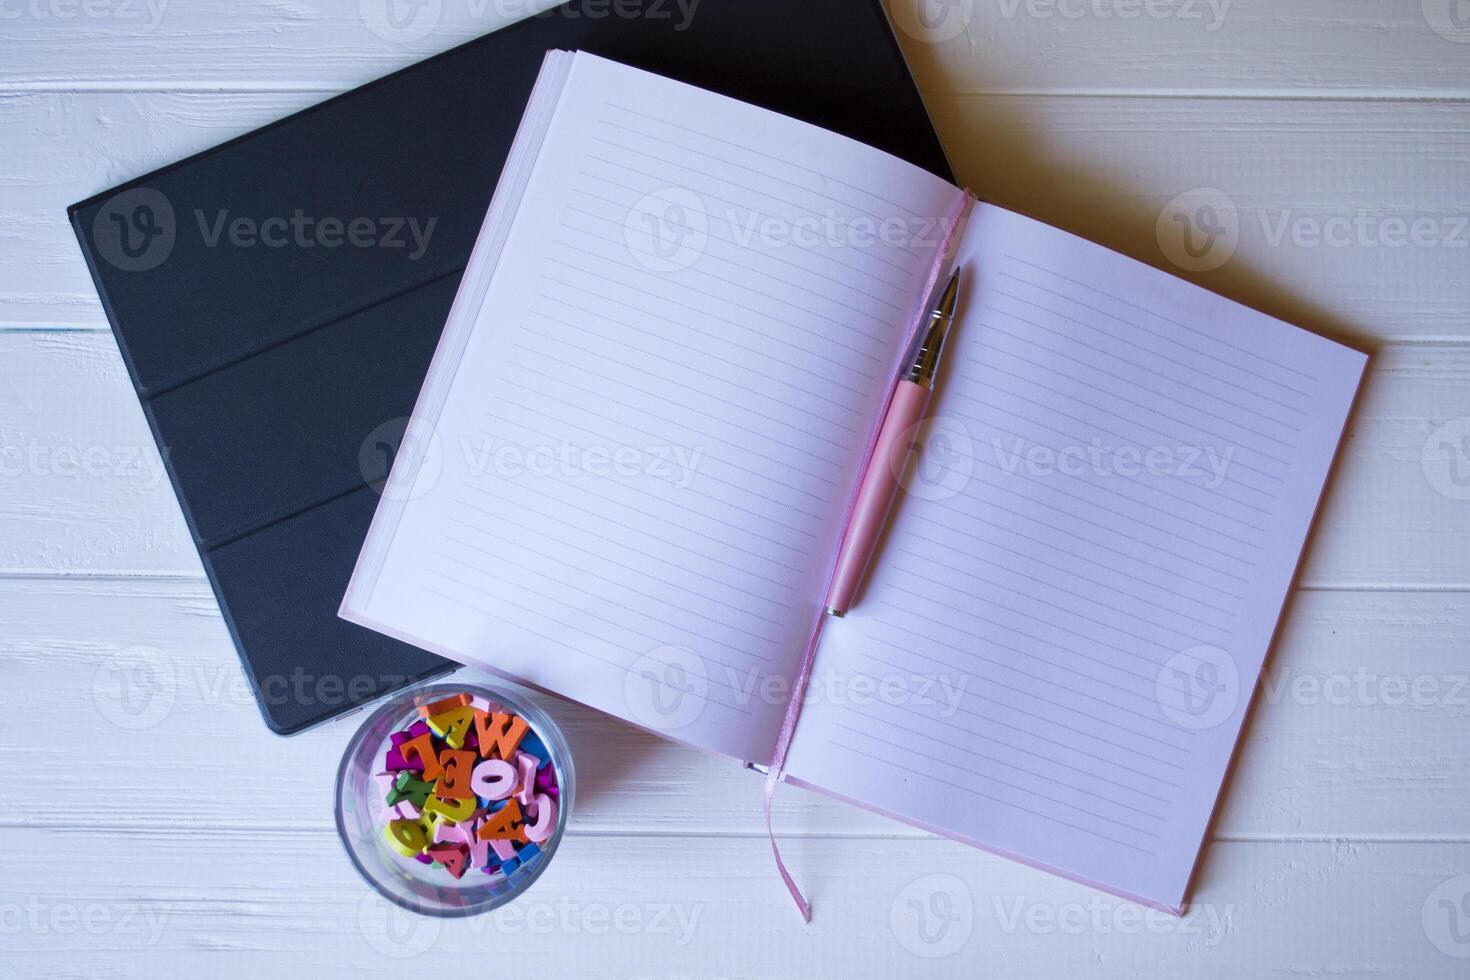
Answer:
5 92 1466 338
3 332 1467 585
0 333 194 574
2 580 1465 838
896 0 1470 98
1 0 1468 97
935 96 1470 345
0 827 1465 976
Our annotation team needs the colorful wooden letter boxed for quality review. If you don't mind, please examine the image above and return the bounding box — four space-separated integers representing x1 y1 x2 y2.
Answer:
425 704 477 750
474 710 529 761
397 732 444 782
422 793 477 825
385 816 433 857
524 792 558 844
474 799 525 840
434 749 479 800
469 758 517 801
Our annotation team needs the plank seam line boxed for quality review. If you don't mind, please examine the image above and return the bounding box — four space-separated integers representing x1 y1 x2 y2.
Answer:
3 83 1470 103
0 824 1465 844
4 572 1470 594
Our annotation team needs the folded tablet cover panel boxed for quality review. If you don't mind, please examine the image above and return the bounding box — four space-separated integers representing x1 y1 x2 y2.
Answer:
68 0 954 734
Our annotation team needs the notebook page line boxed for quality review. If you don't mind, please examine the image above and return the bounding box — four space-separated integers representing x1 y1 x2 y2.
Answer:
602 102 937 223
547 255 883 371
588 130 924 235
834 716 1170 825
828 741 1157 855
947 390 1278 516
562 214 906 316
1002 254 1319 386
562 201 910 305
827 701 1177 801
526 302 868 422
535 276 874 398
990 284 1310 424
480 413 818 555
568 177 919 286
569 174 921 284
489 397 832 521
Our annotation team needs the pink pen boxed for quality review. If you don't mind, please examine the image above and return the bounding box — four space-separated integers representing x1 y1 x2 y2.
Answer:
825 268 962 617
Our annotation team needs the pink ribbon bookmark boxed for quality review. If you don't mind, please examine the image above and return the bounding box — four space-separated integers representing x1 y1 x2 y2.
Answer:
761 190 975 922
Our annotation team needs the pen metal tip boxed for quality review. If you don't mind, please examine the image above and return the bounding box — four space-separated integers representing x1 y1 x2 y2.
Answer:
937 267 960 319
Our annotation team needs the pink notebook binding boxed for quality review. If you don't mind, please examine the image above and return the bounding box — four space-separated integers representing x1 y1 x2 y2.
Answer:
340 51 1368 918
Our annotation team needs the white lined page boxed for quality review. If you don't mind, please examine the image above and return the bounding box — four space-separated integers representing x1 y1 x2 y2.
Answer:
342 52 963 764
783 203 1366 909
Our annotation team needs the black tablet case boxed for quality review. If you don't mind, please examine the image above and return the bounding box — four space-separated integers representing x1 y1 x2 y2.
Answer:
69 0 954 735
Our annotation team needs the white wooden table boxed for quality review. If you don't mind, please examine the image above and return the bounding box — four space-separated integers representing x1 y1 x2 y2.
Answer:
3 2 1468 975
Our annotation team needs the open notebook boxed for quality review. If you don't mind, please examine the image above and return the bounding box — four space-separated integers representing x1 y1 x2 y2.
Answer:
342 51 1367 914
